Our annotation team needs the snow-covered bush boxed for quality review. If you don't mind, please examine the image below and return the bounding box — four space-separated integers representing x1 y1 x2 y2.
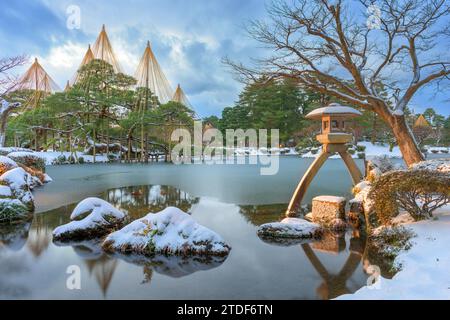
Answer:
52 155 67 165
103 207 231 257
368 226 416 264
7 152 46 172
0 147 32 157
0 156 18 175
370 170 450 223
0 199 29 223
53 197 127 241
412 159 449 173
0 167 34 210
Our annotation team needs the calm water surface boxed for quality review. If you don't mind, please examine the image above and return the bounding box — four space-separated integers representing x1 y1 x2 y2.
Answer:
1 157 396 299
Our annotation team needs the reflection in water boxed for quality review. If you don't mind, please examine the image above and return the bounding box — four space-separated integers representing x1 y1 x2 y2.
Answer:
55 239 118 297
0 181 395 299
0 220 32 252
112 253 228 283
103 185 199 219
259 229 372 300
27 215 52 258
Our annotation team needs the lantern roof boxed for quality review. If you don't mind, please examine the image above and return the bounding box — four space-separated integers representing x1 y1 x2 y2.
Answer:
306 103 362 120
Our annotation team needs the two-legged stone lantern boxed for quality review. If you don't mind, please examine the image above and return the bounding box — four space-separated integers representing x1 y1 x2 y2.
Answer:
286 103 364 217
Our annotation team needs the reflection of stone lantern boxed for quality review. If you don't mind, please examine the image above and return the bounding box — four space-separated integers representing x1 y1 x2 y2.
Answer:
286 103 364 217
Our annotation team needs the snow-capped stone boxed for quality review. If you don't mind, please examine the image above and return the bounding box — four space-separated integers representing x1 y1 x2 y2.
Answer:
306 103 362 120
103 207 231 257
257 218 323 239
53 198 127 241
0 167 34 210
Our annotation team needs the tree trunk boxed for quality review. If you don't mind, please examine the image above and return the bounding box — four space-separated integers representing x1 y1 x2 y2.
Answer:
390 115 425 167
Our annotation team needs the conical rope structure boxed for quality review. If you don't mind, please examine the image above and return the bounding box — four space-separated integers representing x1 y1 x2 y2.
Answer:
16 58 60 93
171 84 192 108
92 25 122 74
135 41 173 104
72 44 95 85
16 58 60 108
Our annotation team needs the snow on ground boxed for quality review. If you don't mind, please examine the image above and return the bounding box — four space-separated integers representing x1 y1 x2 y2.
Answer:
337 206 450 300
53 197 127 241
359 141 402 159
103 207 231 256
257 217 323 239
34 151 109 165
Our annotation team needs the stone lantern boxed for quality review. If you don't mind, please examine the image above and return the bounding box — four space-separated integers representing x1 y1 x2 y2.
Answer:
286 103 364 217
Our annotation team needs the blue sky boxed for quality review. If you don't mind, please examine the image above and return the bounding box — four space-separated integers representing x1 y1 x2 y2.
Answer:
0 0 448 117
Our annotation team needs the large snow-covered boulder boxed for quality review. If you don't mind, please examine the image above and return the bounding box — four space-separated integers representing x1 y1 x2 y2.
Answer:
257 218 323 240
102 207 231 257
0 167 34 210
53 198 127 242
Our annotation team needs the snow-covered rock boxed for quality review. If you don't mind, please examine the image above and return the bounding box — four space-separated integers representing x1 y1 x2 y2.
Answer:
257 218 323 240
53 198 127 241
0 167 34 210
103 207 231 257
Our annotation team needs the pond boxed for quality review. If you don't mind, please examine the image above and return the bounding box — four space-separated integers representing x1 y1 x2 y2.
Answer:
0 157 396 300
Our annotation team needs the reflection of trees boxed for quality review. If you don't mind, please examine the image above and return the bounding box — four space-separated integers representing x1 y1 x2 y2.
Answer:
0 222 32 298
104 185 199 220
111 253 229 284
0 220 31 252
238 204 287 226
27 215 52 258
55 239 118 298
0 250 31 298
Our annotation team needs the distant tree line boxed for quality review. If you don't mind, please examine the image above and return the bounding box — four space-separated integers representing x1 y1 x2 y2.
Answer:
4 59 195 162
205 78 450 149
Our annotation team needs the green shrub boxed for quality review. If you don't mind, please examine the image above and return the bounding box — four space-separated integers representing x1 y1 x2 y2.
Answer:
348 149 356 155
356 145 367 152
0 200 29 223
78 157 85 164
67 155 76 164
370 170 450 224
357 152 366 159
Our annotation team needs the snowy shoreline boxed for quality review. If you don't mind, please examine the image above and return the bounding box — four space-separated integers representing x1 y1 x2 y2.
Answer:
337 206 450 300
2 142 449 166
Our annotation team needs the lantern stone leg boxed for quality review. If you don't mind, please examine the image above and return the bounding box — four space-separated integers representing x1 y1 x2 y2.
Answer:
286 150 330 217
338 150 363 184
